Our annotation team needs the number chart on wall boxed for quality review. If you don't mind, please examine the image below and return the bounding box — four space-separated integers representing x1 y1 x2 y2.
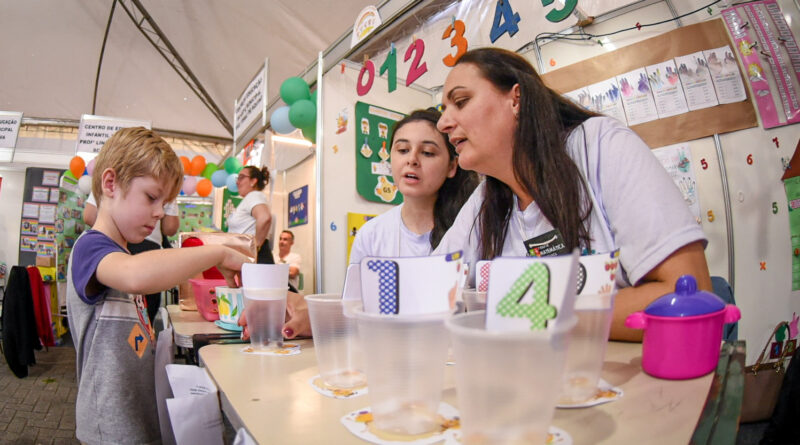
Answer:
355 102 405 205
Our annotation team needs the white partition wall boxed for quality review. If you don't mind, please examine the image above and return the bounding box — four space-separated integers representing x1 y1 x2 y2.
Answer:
317 63 435 293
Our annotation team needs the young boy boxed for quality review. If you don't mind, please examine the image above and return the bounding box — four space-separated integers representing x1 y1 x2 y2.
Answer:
67 127 250 444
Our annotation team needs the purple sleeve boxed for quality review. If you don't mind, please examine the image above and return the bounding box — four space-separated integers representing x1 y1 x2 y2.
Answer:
70 230 127 304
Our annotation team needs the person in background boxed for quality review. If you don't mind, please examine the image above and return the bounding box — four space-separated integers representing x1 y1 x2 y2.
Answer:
349 108 480 264
68 127 250 444
226 165 274 264
275 230 302 291
434 47 711 341
84 192 178 324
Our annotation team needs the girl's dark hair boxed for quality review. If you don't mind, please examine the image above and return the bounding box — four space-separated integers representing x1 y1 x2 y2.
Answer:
391 108 480 250
454 48 597 259
242 165 270 191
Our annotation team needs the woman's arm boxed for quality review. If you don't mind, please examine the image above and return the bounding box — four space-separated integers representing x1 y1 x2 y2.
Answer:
251 204 272 249
610 241 711 341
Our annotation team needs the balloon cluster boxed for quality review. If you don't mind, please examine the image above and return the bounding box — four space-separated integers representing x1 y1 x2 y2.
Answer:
270 77 317 142
65 153 245 199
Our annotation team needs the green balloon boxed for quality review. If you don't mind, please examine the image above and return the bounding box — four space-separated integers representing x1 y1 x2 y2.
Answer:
201 163 218 179
302 125 316 143
280 77 310 105
288 99 316 129
224 157 242 174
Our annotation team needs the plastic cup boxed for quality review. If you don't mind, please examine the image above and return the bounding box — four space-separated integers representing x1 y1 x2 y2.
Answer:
242 263 289 289
349 307 450 436
244 288 287 350
215 287 244 325
558 292 616 404
462 289 487 312
446 311 575 444
305 294 366 389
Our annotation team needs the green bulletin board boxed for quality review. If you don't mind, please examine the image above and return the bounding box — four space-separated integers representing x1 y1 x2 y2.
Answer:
355 101 405 205
55 174 88 282
177 202 213 234
221 188 243 233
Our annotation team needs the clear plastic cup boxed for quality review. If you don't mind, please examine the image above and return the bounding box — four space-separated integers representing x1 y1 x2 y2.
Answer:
462 289 487 312
447 311 575 444
244 288 287 350
305 294 366 389
558 292 616 404
349 307 450 436
242 263 289 288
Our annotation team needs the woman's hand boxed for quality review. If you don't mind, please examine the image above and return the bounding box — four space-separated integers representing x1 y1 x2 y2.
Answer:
236 291 311 341
283 292 311 339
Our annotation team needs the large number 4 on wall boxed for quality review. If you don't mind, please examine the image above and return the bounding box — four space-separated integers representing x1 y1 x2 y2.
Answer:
490 0 521 43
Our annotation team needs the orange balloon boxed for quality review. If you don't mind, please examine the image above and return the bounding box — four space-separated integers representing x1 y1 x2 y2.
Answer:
179 156 191 174
69 156 86 179
190 155 206 176
196 178 213 197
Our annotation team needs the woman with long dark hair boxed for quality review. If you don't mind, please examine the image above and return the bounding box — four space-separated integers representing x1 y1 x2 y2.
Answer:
226 165 274 264
434 48 710 340
349 108 480 264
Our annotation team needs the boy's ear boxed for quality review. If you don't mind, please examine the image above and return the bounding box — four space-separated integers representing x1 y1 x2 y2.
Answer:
100 168 118 197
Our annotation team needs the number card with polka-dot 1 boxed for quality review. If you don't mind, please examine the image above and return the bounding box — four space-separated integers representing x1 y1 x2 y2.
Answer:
360 252 466 315
485 251 580 332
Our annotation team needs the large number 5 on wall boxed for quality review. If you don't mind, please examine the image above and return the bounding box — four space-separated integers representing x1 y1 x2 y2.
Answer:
496 263 557 330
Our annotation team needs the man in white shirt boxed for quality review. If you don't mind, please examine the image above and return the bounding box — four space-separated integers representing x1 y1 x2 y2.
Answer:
275 230 302 291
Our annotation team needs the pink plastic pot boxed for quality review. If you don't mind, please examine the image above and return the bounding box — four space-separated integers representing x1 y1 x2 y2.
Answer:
189 278 227 321
625 275 741 380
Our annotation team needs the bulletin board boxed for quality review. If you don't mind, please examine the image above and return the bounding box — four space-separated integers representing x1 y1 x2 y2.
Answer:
354 101 405 205
18 167 65 266
541 19 759 148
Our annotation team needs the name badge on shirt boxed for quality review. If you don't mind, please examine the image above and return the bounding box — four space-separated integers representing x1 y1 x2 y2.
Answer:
523 229 569 257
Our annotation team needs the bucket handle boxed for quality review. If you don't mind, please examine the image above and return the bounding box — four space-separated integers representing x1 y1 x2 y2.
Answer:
723 304 741 324
625 311 647 329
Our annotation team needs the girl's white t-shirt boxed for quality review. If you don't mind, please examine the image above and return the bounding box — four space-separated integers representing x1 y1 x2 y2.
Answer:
226 191 269 236
349 204 432 265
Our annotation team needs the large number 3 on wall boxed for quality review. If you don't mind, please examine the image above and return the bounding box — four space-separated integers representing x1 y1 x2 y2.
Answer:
442 19 468 67
496 263 556 330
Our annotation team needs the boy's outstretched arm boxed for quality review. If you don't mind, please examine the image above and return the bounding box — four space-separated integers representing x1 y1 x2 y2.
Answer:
95 245 251 295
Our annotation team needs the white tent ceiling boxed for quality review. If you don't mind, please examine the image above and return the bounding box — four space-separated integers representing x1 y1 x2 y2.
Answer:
1 0 376 141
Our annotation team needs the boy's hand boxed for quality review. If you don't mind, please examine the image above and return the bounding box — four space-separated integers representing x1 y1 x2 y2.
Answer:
282 292 311 339
217 246 251 288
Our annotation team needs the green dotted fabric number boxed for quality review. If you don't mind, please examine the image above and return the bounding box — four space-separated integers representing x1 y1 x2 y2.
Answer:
496 263 556 330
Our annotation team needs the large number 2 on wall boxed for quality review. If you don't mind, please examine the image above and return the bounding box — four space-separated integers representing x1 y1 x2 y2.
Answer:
442 19 468 67
404 39 428 87
541 0 577 23
496 263 556 330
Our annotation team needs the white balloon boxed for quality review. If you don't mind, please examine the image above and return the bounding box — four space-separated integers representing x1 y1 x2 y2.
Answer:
78 175 92 195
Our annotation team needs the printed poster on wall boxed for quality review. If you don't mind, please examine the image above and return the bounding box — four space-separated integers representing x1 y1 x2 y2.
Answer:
55 173 87 282
652 143 702 223
784 176 800 290
355 101 405 205
171 202 213 243
19 168 65 267
347 212 377 263
221 188 244 233
288 185 308 227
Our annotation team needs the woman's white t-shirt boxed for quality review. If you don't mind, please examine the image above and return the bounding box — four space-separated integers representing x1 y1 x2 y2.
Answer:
349 204 432 265
226 191 268 236
433 117 707 288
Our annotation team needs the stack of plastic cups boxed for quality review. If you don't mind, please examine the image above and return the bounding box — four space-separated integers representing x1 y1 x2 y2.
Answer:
305 294 366 389
348 307 450 436
558 291 616 404
446 312 576 444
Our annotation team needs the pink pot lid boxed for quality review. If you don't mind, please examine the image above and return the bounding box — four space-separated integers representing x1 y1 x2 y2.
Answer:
644 275 726 317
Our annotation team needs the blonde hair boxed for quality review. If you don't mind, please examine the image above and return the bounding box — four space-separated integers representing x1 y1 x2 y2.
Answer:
91 127 183 205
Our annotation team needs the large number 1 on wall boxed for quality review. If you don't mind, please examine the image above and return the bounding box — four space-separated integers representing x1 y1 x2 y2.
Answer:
442 19 468 67
496 263 556 330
